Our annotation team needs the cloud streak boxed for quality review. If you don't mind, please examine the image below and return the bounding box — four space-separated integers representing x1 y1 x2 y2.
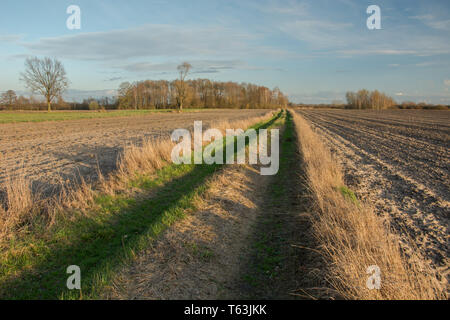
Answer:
115 59 262 74
22 24 261 61
0 34 23 43
410 14 450 31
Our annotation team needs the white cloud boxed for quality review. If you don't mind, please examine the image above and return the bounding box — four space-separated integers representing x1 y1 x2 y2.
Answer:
279 20 353 49
289 91 346 103
22 24 262 61
415 61 438 67
339 49 419 55
0 34 23 43
258 0 309 16
112 59 266 74
410 15 450 31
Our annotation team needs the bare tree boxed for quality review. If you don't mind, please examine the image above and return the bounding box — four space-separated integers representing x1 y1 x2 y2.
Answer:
20 57 69 111
1 90 17 107
175 62 192 110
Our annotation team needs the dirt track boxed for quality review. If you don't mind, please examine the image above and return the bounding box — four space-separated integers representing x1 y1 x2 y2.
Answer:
296 109 449 279
0 109 268 194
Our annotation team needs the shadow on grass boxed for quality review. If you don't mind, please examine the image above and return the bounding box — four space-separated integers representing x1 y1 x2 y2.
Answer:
1 162 219 299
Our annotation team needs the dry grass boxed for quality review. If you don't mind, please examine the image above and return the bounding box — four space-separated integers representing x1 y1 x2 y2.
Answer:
291 111 446 300
118 139 175 177
0 110 276 242
0 173 35 238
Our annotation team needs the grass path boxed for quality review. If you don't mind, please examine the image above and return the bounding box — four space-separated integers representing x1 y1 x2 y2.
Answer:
237 110 324 299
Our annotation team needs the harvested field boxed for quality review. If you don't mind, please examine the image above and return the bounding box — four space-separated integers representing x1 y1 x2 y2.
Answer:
0 109 268 194
295 109 449 284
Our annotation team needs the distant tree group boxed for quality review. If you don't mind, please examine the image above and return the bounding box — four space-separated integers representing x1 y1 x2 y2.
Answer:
345 89 396 109
396 101 448 110
0 90 42 110
0 94 118 111
117 79 288 110
1 90 17 107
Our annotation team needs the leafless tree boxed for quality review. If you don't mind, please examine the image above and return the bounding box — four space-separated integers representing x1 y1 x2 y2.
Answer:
175 62 192 110
20 57 69 111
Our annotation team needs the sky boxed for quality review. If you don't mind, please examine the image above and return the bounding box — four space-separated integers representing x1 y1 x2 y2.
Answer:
0 0 449 104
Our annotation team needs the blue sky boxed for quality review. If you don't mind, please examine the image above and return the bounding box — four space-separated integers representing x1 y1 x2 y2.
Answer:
0 0 449 103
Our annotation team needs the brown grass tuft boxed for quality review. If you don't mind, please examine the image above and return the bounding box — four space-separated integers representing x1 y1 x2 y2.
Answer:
291 111 446 300
118 138 175 176
0 174 35 237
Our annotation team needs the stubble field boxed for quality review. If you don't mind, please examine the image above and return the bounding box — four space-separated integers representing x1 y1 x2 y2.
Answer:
0 109 268 195
296 109 449 282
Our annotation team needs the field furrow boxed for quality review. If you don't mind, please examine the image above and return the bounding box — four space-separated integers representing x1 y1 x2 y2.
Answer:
296 109 449 281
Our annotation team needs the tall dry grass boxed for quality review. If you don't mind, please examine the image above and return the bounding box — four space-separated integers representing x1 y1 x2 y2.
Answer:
0 173 35 239
0 111 276 242
291 111 446 300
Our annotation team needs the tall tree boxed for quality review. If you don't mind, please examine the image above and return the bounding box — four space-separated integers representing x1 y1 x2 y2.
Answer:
175 62 192 110
20 57 69 111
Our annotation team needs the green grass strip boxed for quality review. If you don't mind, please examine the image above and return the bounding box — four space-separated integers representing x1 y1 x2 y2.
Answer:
0 109 204 124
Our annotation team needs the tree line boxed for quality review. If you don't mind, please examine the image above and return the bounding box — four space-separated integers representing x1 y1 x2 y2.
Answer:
345 89 396 109
117 79 289 110
0 90 118 111
4 57 445 111
0 57 288 111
